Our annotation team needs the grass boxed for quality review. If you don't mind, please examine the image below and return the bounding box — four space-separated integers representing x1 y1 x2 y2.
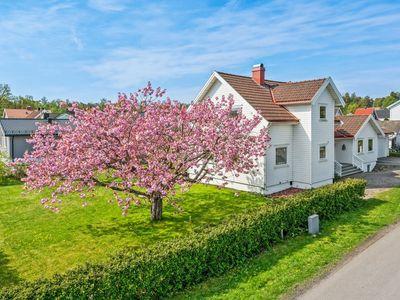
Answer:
172 187 400 300
0 183 267 288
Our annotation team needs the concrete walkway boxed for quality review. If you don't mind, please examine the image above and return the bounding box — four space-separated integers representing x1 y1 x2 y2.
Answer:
294 156 400 300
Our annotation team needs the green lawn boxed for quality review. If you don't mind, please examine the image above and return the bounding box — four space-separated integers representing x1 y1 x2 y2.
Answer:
172 187 400 300
0 183 267 288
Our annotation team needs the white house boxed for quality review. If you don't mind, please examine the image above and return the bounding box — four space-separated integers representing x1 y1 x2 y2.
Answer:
193 64 346 195
334 115 388 175
388 100 400 120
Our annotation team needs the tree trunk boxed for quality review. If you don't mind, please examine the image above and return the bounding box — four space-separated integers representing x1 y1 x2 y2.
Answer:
150 196 163 220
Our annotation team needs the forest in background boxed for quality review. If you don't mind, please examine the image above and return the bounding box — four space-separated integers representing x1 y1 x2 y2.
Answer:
1 83 399 117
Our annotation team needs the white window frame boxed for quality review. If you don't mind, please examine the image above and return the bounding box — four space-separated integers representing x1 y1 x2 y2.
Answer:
230 105 242 118
319 104 327 121
357 139 364 154
368 138 374 152
274 144 289 168
319 143 328 161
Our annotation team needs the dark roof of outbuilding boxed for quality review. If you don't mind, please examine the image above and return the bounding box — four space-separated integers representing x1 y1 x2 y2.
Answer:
0 118 70 136
375 110 390 119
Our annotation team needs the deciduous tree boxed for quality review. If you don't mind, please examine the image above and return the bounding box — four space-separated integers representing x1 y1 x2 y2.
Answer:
19 83 270 220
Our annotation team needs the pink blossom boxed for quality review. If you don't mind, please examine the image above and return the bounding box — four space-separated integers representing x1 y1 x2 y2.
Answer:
11 169 17 172
20 192 26 196
108 200 113 204
82 203 87 207
20 82 270 219
234 193 240 197
122 212 128 216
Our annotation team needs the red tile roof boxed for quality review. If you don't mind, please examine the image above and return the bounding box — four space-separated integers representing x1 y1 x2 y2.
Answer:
268 78 328 103
353 108 374 116
217 72 299 123
334 115 369 138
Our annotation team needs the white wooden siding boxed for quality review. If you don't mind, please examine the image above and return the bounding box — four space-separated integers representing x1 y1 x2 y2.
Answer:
311 89 335 184
285 105 312 187
353 121 378 171
202 79 268 193
390 103 400 120
265 124 293 194
334 139 353 164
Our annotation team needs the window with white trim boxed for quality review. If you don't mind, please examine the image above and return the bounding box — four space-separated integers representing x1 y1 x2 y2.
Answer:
368 139 373 152
358 140 363 153
275 147 287 165
319 146 326 159
320 106 326 120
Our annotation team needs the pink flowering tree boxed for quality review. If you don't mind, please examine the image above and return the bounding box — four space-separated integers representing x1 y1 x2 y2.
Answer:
20 83 270 220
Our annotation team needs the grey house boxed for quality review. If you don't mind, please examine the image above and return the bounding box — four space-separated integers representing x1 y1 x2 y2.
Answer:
0 118 69 159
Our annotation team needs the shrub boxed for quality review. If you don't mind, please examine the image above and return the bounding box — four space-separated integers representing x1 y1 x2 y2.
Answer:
0 178 366 300
0 151 26 186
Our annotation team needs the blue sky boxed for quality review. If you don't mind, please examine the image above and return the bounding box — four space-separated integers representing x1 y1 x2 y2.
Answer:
0 0 399 104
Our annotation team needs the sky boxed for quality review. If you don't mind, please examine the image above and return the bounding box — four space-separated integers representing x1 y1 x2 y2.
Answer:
0 0 400 104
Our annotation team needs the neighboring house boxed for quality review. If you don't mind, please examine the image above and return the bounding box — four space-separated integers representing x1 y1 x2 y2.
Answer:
388 100 400 120
3 107 42 119
193 64 346 194
353 108 379 119
377 120 400 148
334 115 388 175
0 118 69 159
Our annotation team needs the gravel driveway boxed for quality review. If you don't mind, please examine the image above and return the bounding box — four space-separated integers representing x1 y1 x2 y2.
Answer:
345 156 400 198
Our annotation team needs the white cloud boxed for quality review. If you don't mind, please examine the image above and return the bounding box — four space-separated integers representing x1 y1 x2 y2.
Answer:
82 0 398 89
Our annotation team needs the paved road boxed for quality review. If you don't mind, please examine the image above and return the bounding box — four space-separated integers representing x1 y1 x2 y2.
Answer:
297 223 400 300
296 156 400 300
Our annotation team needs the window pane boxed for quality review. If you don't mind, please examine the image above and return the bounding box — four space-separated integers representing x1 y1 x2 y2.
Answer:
320 146 326 159
320 106 326 119
276 147 287 165
358 140 363 153
368 139 373 151
229 109 238 118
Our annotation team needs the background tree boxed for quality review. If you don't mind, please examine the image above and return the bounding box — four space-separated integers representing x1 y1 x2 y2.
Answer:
0 84 12 116
20 83 270 220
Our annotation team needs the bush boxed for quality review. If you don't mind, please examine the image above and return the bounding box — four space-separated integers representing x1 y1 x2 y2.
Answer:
0 178 366 300
0 151 26 186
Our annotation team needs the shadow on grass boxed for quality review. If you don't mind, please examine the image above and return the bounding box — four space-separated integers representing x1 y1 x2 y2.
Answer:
84 193 267 247
172 197 388 300
0 251 21 288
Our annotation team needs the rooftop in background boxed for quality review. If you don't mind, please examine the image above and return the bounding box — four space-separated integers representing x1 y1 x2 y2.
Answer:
0 118 70 136
376 120 400 134
2 108 52 119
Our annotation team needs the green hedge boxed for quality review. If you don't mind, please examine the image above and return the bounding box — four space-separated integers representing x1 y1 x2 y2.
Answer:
0 178 366 300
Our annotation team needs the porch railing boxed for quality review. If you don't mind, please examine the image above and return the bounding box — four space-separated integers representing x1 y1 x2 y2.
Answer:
352 155 364 171
334 160 343 177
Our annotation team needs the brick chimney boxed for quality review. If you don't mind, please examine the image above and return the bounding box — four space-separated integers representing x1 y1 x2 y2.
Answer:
26 106 31 111
252 63 265 86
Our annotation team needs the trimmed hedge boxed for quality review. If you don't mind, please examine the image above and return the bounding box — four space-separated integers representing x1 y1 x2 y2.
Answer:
0 178 366 300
